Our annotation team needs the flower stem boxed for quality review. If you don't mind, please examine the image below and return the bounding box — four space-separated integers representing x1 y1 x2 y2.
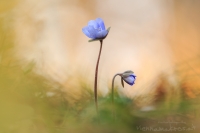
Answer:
94 40 103 112
112 73 121 104
111 73 122 120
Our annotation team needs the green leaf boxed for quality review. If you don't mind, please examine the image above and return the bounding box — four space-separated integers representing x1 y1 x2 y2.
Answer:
107 27 111 32
88 38 102 42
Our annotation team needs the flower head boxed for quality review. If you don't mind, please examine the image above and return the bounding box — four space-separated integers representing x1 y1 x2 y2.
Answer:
82 18 110 42
121 70 136 86
111 70 136 105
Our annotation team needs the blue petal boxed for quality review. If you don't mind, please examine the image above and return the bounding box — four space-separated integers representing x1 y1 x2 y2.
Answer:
95 18 105 30
88 20 99 29
82 26 91 38
123 75 136 86
131 74 136 78
87 25 98 39
95 30 108 39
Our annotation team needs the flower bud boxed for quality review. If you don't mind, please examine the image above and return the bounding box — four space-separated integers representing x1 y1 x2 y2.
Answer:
121 70 136 86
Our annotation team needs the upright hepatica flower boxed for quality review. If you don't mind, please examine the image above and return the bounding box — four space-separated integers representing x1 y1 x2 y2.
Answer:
82 18 110 112
82 18 110 42
112 70 136 104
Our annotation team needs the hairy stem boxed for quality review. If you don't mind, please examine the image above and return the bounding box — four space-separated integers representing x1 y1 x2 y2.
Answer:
94 40 103 112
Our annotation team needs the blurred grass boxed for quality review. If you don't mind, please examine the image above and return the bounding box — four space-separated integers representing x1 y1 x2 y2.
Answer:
0 1 200 133
0 50 200 133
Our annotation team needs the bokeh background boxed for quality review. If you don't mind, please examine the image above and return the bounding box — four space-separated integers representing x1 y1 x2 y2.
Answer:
0 0 200 133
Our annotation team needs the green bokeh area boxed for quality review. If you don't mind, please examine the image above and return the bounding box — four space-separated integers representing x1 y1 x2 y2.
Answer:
0 1 200 133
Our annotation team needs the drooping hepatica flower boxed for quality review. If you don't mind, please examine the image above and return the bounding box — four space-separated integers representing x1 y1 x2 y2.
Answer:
112 70 136 105
121 70 136 86
82 18 110 42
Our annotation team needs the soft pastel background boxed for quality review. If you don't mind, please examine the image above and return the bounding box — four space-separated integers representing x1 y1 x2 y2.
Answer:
0 0 200 133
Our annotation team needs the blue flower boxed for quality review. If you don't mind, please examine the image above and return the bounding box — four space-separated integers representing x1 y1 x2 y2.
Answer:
82 18 110 41
121 71 136 86
122 74 136 85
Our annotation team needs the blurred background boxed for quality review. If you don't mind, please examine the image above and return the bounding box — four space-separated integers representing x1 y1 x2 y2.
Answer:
0 0 200 133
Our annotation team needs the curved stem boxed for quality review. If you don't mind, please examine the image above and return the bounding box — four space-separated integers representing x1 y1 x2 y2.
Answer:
94 40 103 112
112 73 122 104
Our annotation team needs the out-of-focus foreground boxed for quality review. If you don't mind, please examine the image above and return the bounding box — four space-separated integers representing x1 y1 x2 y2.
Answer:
0 0 200 133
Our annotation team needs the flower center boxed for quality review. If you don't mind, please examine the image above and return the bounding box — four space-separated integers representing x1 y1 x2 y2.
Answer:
97 28 101 31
